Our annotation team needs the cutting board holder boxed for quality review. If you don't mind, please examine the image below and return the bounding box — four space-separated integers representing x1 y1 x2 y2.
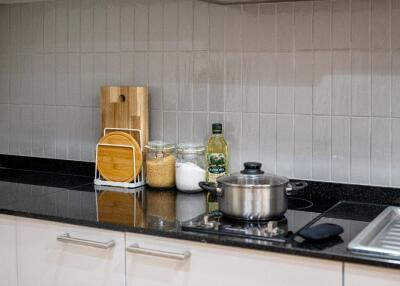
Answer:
94 128 145 189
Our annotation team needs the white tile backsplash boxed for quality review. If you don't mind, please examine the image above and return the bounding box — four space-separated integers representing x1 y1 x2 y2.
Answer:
0 0 399 188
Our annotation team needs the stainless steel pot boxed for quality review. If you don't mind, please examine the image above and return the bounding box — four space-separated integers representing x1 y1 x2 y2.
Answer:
199 162 307 221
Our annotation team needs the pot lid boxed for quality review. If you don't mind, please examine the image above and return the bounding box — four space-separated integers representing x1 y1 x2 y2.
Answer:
217 162 289 187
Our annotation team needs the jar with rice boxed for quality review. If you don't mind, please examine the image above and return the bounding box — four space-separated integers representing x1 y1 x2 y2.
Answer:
145 141 176 188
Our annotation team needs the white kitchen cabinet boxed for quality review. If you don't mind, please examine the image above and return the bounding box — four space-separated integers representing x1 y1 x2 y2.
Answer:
17 217 125 286
0 215 18 286
345 262 400 286
126 233 343 286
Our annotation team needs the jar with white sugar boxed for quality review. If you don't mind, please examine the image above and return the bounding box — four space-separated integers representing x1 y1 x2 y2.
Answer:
175 143 206 192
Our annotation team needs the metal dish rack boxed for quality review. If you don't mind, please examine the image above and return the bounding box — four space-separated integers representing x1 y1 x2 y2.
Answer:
94 128 145 189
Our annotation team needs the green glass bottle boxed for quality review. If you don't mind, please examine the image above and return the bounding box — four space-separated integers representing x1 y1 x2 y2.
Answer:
206 123 229 212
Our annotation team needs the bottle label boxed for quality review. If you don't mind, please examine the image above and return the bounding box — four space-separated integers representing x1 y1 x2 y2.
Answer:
207 153 226 183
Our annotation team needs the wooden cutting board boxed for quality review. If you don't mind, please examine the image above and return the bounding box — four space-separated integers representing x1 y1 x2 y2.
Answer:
97 131 143 182
101 86 149 146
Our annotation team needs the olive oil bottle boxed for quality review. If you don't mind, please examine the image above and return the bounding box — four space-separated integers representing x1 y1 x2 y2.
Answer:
206 123 229 212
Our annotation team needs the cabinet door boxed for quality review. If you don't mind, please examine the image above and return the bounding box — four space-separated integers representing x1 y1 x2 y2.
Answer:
17 217 125 286
0 215 18 286
126 233 342 286
345 263 400 286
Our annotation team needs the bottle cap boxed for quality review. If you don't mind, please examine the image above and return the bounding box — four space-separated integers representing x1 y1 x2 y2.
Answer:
212 123 222 134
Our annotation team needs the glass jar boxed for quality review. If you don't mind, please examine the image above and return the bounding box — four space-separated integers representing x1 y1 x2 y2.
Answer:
175 143 206 192
145 141 176 188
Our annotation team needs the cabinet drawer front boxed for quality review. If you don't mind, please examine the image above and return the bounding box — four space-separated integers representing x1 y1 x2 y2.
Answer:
345 263 400 286
126 233 342 286
0 215 18 286
17 217 125 286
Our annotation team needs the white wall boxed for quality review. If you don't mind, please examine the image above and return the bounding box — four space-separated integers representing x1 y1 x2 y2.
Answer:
0 0 399 187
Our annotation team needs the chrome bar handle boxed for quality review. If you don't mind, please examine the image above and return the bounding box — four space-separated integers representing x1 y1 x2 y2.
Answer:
127 243 191 260
57 233 116 249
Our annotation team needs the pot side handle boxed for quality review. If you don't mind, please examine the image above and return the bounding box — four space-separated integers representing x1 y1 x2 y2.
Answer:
198 182 223 196
286 181 308 196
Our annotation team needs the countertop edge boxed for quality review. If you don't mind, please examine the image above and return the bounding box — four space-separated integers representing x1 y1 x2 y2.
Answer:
2 208 399 270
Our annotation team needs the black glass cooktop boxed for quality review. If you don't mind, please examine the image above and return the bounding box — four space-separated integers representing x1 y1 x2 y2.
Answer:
182 197 318 243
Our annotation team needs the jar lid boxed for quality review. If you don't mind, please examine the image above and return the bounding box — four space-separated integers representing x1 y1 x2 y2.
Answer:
145 140 175 151
176 142 205 154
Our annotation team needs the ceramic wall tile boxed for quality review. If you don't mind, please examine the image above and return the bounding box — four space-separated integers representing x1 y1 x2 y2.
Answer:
259 52 276 113
277 52 294 113
133 52 148 86
81 0 94 52
313 51 332 115
0 6 9 54
178 52 194 111
371 118 390 186
0 105 9 153
294 1 312 51
277 2 294 52
224 6 242 52
259 114 276 174
163 111 177 143
68 54 81 106
149 0 163 51
372 52 390 116
392 0 400 49
351 117 371 184
225 53 242 112
193 52 209 112
163 52 178 111
258 3 275 52
209 4 224 51
193 112 208 143
80 53 94 107
313 116 331 181
242 113 259 162
351 51 371 116
242 5 258 52
209 52 224 112
242 53 259 113
120 0 134 52
294 51 312 114
135 0 149 51
120 52 134 86
371 0 390 50
32 54 44 105
150 109 163 140
351 0 370 49
332 116 350 182
69 0 81 52
332 50 351 116
148 52 163 110
294 115 312 179
179 0 194 51
94 0 107 52
392 52 400 117
178 111 193 142
193 1 209 51
391 118 400 186
32 3 44 53
164 0 178 51
332 0 350 49
0 55 9 104
276 114 294 177
313 0 331 50
55 0 68 53
225 112 241 172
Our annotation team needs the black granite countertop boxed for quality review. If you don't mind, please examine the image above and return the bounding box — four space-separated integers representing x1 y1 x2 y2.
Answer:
1 155 400 270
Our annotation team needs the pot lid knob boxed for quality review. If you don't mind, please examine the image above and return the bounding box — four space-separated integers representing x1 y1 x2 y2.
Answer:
241 162 265 175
